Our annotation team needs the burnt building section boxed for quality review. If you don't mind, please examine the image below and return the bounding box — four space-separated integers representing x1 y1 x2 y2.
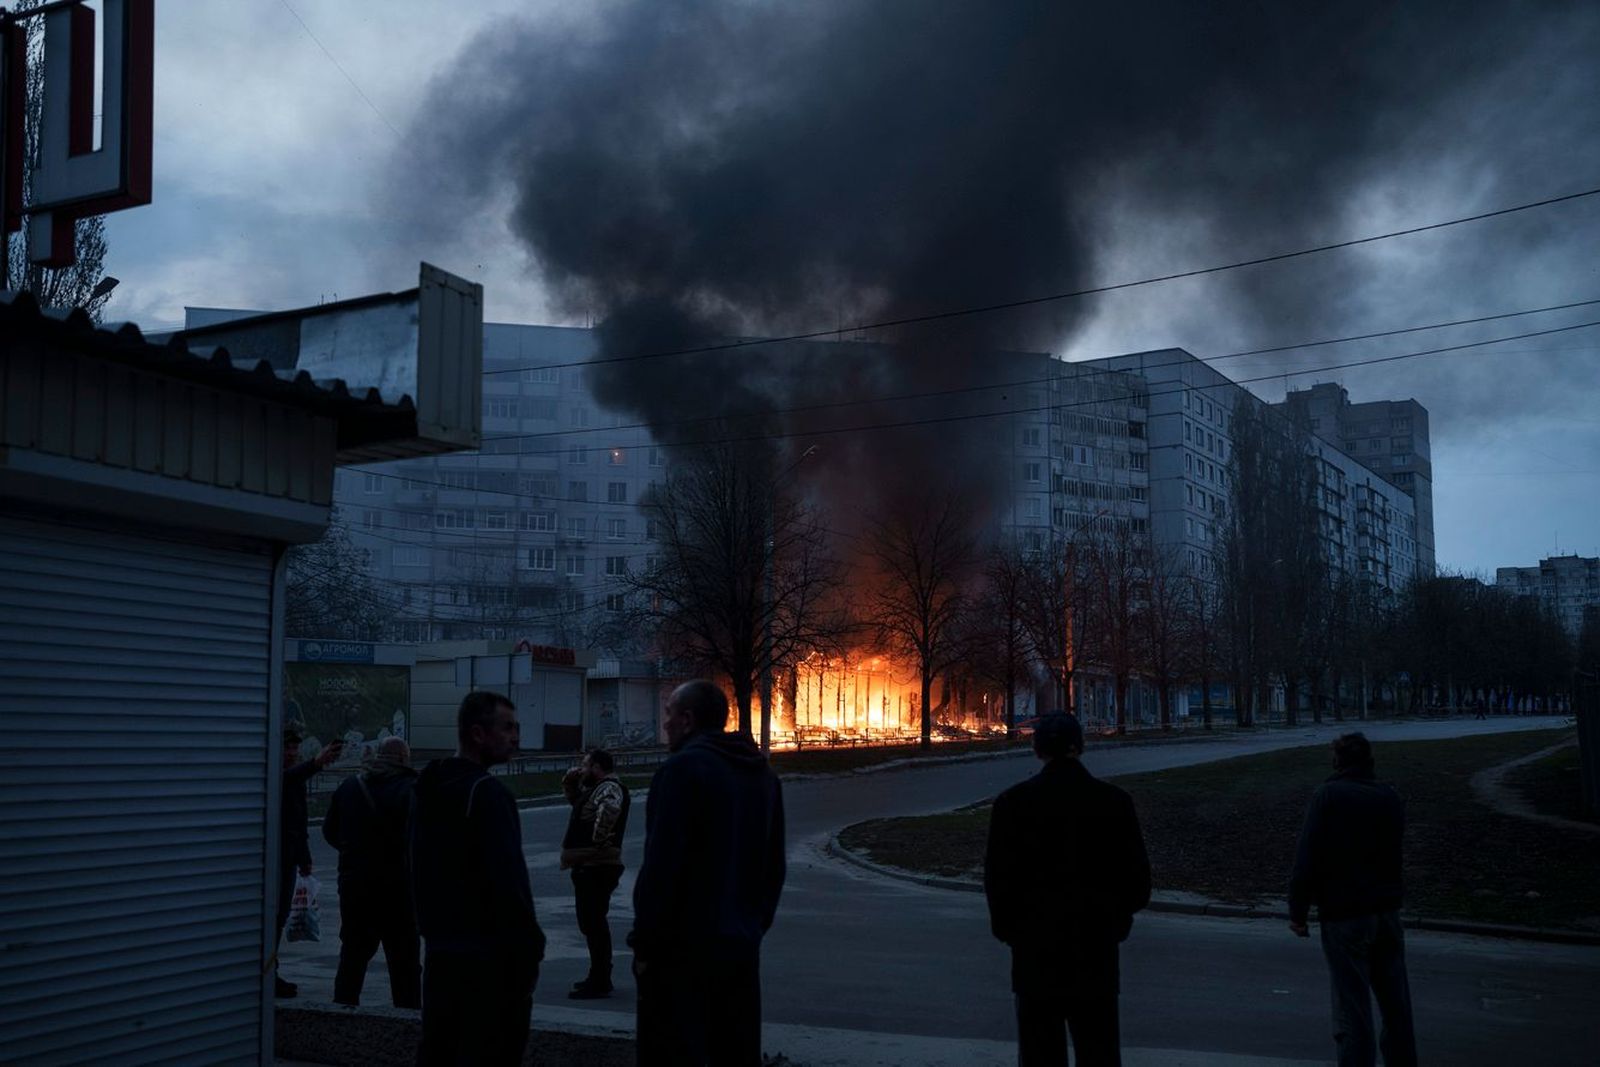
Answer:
1275 382 1435 576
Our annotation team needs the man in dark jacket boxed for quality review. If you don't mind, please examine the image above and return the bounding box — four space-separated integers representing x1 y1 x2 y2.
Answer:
322 736 420 1008
276 724 341 999
984 712 1151 1066
561 747 631 999
412 691 545 1066
631 680 786 1065
1289 732 1417 1067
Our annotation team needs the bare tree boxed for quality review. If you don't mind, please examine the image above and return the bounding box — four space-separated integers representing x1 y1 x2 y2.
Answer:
285 518 392 640
866 494 978 750
1018 531 1095 715
1184 570 1225 729
965 542 1031 735
1083 521 1144 734
4 1 116 319
620 442 843 737
1140 542 1191 731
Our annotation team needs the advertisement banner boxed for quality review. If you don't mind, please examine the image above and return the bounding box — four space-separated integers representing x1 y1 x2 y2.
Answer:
284 662 409 767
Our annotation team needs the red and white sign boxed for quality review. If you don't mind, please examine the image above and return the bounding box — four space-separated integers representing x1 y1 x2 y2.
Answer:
2 0 153 267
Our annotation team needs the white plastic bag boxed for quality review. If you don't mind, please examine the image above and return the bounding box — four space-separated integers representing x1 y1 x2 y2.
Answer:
286 873 321 943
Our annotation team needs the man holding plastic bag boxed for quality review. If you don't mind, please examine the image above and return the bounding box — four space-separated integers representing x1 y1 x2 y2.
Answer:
276 723 341 998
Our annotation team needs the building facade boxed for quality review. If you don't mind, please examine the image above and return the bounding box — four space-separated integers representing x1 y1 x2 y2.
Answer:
1496 555 1600 637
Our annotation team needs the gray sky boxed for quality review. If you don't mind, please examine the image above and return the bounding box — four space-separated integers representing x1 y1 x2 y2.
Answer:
101 2 1600 576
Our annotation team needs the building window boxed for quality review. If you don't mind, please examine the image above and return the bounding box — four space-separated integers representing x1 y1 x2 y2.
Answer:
1128 421 1146 439
435 509 475 530
567 517 587 538
646 518 661 540
566 591 586 611
439 470 476 490
362 509 382 529
605 593 626 612
1130 452 1147 471
648 447 666 467
362 472 384 494
568 446 588 464
486 397 518 420
520 474 556 497
1185 421 1192 442
567 555 587 576
568 481 588 502
525 547 554 571
481 510 510 530
522 366 560 384
569 406 590 428
393 546 428 567
609 448 627 465
607 518 626 539
525 397 558 420
1024 498 1042 519
606 555 627 576
608 481 628 503
1130 486 1148 503
1023 462 1041 483
1022 428 1041 447
1026 531 1044 552
519 511 553 532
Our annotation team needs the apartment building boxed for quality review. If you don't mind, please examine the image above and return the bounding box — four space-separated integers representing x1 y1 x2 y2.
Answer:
1277 382 1435 574
1496 554 1600 637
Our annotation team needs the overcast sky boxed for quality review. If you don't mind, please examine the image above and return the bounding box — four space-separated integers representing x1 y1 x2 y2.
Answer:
100 2 1600 576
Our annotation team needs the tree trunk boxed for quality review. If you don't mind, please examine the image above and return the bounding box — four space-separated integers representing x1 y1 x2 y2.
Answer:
920 673 933 751
1310 675 1324 725
1330 667 1344 722
1115 674 1129 735
1284 677 1300 727
1200 673 1214 731
1158 682 1172 731
733 677 755 736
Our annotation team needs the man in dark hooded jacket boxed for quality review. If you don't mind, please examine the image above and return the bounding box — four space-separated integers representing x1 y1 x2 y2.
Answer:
322 736 420 1008
1288 732 1416 1067
984 712 1151 1066
631 679 786 1065
412 691 545 1066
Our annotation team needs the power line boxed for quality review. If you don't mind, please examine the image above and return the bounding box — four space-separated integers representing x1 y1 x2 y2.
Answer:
473 296 1600 449
278 1 405 140
482 184 1600 376
406 316 1600 469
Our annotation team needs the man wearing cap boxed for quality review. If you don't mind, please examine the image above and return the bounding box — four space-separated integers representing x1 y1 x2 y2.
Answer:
984 713 1151 1065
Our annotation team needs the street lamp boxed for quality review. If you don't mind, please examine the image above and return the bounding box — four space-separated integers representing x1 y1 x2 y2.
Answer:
760 445 818 754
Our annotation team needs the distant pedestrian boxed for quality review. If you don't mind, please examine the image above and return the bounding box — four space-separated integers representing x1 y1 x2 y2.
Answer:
631 680 787 1066
412 692 545 1066
276 724 342 999
561 747 632 999
1288 732 1417 1067
984 712 1151 1067
322 736 421 1008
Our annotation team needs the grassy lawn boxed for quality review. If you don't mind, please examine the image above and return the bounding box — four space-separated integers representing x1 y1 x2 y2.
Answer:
839 728 1600 930
1506 742 1597 826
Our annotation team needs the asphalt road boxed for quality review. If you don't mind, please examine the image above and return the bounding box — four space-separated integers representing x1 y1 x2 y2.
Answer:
283 715 1600 1064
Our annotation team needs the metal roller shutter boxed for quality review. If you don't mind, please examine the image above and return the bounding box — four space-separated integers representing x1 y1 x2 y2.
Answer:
0 514 275 1065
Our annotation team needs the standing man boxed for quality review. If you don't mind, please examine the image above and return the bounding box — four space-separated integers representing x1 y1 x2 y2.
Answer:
561 748 631 999
412 692 545 1066
276 723 341 999
1288 732 1417 1067
984 713 1151 1066
321 736 421 1008
631 680 786 1065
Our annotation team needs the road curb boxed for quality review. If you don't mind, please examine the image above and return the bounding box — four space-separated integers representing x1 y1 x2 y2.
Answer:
825 833 1600 946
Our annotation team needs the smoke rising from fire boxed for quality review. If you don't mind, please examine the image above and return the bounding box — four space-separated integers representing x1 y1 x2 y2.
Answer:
400 0 1600 520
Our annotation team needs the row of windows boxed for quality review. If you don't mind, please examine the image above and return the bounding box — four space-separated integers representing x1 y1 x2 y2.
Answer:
1184 420 1226 460
567 446 666 467
1184 452 1225 488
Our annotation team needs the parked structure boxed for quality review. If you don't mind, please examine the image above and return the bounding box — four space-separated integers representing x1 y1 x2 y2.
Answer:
0 268 481 1063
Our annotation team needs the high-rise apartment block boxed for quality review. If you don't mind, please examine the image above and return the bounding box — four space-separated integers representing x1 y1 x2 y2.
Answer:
1496 554 1600 637
1275 382 1435 575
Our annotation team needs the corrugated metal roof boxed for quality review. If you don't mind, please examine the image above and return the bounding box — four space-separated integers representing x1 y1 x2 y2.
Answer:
1 289 415 420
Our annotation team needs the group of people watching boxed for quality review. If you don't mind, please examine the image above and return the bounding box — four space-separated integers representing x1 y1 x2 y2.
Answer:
278 687 1414 1067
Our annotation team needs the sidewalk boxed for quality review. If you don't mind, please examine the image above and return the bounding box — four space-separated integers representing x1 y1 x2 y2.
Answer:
276 1001 1326 1066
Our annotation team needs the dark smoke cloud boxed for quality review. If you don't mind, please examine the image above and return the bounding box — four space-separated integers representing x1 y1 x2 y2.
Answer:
398 0 1600 523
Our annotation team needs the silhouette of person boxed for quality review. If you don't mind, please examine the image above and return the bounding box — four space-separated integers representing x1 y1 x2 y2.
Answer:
984 712 1150 1066
276 723 341 999
630 680 786 1065
561 747 632 999
412 691 545 1066
322 736 421 1008
1289 732 1417 1067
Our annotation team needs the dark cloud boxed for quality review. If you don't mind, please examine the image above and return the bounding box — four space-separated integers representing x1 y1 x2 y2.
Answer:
395 0 1600 533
